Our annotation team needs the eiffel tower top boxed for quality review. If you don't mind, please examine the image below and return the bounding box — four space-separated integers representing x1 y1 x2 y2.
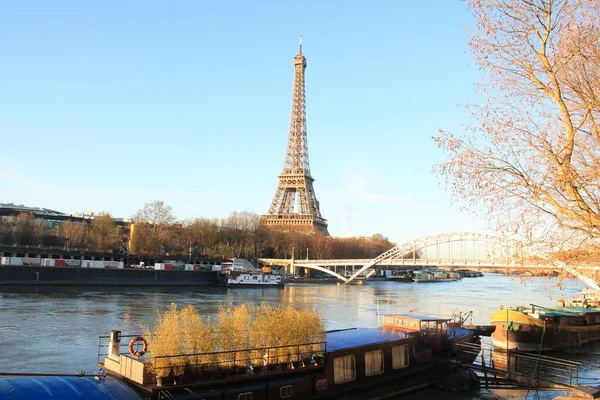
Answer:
282 35 310 177
294 35 306 64
262 38 329 235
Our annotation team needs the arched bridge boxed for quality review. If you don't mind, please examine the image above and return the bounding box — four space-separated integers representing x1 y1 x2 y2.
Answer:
260 232 600 290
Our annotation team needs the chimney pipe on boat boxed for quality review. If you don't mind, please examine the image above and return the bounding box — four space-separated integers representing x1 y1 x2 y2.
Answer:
108 330 121 359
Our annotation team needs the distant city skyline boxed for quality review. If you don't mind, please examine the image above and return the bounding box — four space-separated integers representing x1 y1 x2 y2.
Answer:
0 1 486 244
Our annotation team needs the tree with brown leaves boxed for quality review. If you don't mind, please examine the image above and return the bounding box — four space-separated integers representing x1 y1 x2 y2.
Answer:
435 0 600 248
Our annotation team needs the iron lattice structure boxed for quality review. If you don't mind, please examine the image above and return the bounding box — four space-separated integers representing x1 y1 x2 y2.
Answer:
262 38 329 235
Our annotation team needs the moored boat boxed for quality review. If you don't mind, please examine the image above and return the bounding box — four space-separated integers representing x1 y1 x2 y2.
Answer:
412 270 435 282
226 271 284 287
94 313 477 399
0 264 219 286
455 269 484 278
490 304 600 352
412 270 460 283
385 272 413 282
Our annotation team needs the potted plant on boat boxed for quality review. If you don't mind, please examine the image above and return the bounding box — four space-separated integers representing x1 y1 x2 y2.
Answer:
144 304 187 386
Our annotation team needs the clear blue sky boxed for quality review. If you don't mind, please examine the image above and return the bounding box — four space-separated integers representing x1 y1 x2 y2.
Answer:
0 1 486 243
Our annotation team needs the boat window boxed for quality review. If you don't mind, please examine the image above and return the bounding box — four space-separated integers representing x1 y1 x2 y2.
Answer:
365 349 384 376
280 385 293 398
238 392 252 400
333 355 356 384
392 345 409 369
316 379 328 391
428 322 437 333
253 276 257 280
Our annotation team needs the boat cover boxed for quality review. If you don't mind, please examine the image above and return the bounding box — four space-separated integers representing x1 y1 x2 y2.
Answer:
0 375 141 400
326 328 408 352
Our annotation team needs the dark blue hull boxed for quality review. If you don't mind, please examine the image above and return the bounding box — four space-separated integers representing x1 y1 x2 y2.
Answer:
0 265 219 286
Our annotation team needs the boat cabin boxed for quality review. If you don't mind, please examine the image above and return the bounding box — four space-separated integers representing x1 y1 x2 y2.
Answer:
381 314 452 352
227 271 284 287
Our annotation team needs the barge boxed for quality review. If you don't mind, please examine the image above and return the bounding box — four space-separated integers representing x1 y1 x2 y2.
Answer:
0 263 219 286
491 304 600 352
0 314 480 399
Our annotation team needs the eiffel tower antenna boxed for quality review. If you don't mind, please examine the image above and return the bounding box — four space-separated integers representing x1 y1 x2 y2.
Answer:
262 38 329 235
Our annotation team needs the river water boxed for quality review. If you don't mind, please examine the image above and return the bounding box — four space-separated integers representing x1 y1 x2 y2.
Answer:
1 273 599 399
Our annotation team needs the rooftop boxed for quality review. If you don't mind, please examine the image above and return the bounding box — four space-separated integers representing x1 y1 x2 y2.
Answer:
325 328 409 352
0 203 66 217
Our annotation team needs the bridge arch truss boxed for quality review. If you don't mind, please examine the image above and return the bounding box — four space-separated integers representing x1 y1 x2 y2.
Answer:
344 232 599 290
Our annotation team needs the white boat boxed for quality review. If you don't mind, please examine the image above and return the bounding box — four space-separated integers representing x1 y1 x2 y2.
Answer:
227 271 284 288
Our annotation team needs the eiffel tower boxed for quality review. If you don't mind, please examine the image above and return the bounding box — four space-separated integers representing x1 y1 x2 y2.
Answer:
262 37 329 235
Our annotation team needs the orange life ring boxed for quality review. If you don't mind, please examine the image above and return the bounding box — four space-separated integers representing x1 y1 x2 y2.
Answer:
128 336 148 358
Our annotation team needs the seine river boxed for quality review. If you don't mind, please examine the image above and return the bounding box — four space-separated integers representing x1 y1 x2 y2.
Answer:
2 273 600 399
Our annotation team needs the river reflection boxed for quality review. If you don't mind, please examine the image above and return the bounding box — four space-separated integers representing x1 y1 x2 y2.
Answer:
0 274 598 399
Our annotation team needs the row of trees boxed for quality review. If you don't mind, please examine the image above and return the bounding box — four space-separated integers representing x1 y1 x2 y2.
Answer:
0 212 122 252
131 201 397 259
0 200 398 260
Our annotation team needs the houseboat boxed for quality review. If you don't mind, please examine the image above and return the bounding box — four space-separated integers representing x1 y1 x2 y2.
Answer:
490 304 600 352
455 269 484 278
226 270 284 288
412 270 460 283
0 313 480 400
385 271 413 282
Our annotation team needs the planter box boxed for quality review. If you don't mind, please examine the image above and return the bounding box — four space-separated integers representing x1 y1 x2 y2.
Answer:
103 355 153 385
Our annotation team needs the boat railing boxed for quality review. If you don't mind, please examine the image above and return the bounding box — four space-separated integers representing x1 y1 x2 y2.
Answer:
149 341 327 382
457 342 582 388
98 334 327 384
97 333 143 363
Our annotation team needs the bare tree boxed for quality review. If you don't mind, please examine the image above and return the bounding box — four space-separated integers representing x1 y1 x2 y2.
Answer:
435 0 600 246
221 211 261 258
0 216 14 245
132 201 176 255
58 221 89 249
184 217 221 257
32 218 47 247
14 213 36 246
90 213 119 251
